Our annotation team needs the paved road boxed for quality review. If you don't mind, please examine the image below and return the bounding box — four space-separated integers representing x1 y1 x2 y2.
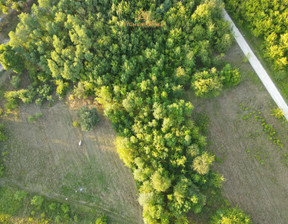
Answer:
223 9 288 121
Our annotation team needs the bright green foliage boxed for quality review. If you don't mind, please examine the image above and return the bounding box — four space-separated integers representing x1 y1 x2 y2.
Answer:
211 208 252 224
271 107 285 120
192 68 223 97
77 106 100 131
95 214 108 224
151 170 171 192
192 152 215 175
225 0 288 70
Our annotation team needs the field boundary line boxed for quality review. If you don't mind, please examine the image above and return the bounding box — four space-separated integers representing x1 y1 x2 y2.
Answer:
223 9 288 121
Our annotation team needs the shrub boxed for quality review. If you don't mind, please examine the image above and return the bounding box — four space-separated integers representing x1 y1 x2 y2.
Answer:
5 100 18 111
271 108 285 120
10 76 21 88
77 106 100 131
28 116 36 122
191 69 223 98
30 196 44 210
73 121 79 128
35 113 43 119
48 202 57 211
211 207 252 224
14 191 27 201
95 214 108 224
60 204 69 214
219 64 241 87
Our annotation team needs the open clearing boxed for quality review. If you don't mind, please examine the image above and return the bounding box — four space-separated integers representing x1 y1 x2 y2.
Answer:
0 72 142 223
187 42 288 224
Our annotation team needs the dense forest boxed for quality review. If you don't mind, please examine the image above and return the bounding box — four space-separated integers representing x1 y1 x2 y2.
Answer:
0 0 251 223
225 0 288 71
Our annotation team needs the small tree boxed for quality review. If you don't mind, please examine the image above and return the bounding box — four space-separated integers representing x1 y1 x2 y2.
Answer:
211 207 252 224
77 106 100 131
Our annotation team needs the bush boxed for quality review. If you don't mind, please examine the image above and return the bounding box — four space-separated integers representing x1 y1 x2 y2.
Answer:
77 106 100 131
48 202 57 211
30 196 44 210
191 68 223 98
271 108 285 120
73 121 79 128
219 64 241 87
35 113 43 119
211 207 252 224
95 214 108 224
10 76 21 88
28 116 36 122
14 191 27 201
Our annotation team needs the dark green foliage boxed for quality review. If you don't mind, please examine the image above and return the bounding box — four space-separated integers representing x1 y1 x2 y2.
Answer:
0 45 24 74
77 106 100 131
0 124 7 142
211 207 252 224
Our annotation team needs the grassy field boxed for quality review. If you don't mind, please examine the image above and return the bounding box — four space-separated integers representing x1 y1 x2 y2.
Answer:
0 71 143 223
186 42 288 224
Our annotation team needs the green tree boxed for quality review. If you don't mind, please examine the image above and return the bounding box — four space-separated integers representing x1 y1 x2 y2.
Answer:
77 106 100 131
211 208 252 224
0 45 24 74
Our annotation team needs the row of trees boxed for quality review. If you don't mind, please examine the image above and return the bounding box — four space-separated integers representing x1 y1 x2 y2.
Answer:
225 0 288 70
0 0 250 222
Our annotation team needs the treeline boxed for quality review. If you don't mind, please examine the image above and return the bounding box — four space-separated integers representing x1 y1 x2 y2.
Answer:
0 0 250 223
225 0 288 70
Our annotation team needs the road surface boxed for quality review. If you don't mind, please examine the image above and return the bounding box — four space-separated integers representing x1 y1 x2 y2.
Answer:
223 9 288 121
